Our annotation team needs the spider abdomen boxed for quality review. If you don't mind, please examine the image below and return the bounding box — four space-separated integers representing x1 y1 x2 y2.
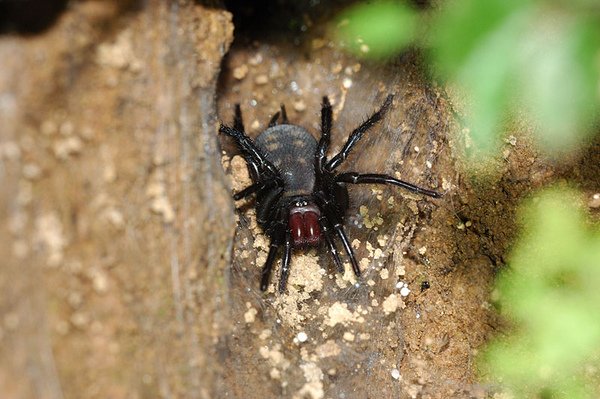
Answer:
255 125 317 197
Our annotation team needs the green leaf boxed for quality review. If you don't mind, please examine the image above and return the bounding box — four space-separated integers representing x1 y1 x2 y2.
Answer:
430 0 531 157
335 1 418 59
480 187 600 397
518 14 600 153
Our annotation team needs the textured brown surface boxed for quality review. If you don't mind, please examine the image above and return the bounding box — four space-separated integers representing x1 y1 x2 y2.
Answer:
1 1 599 399
0 1 234 398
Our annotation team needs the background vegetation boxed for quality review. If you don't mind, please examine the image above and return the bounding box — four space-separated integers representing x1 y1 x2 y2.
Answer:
336 0 600 397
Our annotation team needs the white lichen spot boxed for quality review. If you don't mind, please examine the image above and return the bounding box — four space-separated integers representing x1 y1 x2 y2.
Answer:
232 64 248 80
418 246 427 255
590 193 600 209
253 234 269 251
505 135 517 146
22 163 42 180
359 333 371 340
297 362 324 399
259 329 272 340
255 251 267 268
359 205 368 217
296 331 308 343
150 196 175 224
359 257 370 272
400 285 411 297
288 253 323 293
365 241 374 256
53 136 83 160
340 263 357 285
244 307 258 323
270 368 281 380
230 155 252 193
379 268 389 280
35 212 66 267
377 234 388 247
96 29 141 71
442 178 452 191
258 344 289 370
248 53 263 65
325 302 363 327
221 154 231 170
293 100 307 112
102 207 124 229
343 332 355 342
315 340 341 358
255 74 269 85
90 268 109 294
382 294 402 315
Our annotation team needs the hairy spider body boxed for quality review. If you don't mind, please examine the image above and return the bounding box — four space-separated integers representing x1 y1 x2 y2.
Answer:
220 95 440 293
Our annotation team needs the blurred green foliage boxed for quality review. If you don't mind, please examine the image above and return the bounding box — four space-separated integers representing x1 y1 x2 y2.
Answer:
480 188 600 398
335 1 417 59
335 0 600 159
335 2 600 397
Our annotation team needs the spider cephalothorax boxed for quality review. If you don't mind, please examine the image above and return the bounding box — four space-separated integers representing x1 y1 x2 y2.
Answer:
220 94 441 293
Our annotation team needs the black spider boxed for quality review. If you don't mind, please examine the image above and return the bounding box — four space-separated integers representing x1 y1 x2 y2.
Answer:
219 94 441 293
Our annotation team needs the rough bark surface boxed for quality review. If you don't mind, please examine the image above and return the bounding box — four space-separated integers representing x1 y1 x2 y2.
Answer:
1 1 234 398
1 1 599 399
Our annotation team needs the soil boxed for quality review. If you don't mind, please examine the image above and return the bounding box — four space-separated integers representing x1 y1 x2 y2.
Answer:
0 1 598 399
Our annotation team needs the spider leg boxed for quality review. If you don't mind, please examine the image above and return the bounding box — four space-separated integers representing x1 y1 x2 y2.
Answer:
261 222 284 291
234 104 245 132
318 215 344 273
233 179 278 201
268 111 281 127
260 205 289 291
315 194 361 277
280 104 289 124
278 229 293 293
336 172 442 198
219 124 280 177
331 219 361 277
316 96 333 174
325 94 394 172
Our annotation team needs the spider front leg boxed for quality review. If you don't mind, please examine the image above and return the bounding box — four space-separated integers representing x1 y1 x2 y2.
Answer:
278 229 293 293
268 104 289 127
233 179 279 201
261 230 282 291
336 172 441 198
315 193 361 277
234 104 245 132
260 216 286 291
325 94 394 172
259 211 293 293
318 215 344 273
316 96 333 175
